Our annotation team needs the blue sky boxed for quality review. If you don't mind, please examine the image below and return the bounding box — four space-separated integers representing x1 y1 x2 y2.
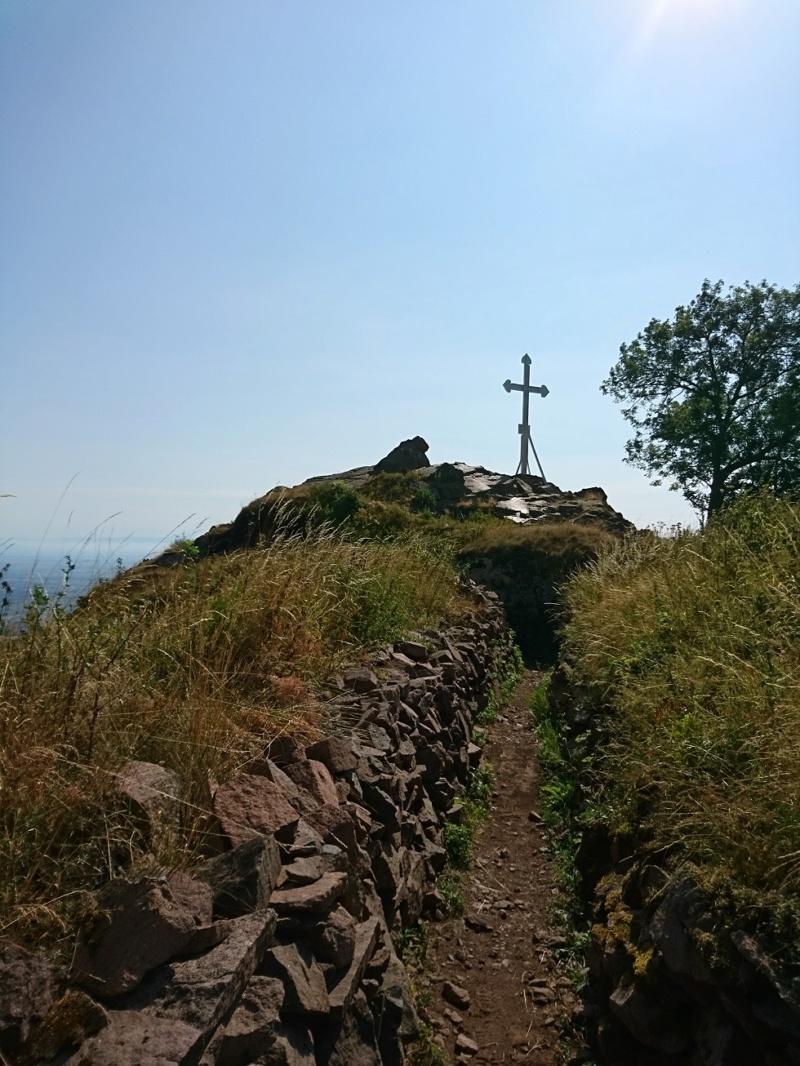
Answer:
2 0 799 551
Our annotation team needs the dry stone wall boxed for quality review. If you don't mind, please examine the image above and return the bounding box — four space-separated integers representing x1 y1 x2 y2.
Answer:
0 587 511 1066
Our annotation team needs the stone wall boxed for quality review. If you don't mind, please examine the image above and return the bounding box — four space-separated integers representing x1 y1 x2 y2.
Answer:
0 588 511 1066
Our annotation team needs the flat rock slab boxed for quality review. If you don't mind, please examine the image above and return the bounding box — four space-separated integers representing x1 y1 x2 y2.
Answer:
261 943 330 1016
270 872 347 914
328 917 380 1018
214 775 300 846
64 1011 203 1066
146 911 277 1044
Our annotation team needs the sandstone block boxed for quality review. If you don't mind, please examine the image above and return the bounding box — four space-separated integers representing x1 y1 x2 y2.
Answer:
22 990 108 1063
284 760 340 807
442 982 471 1011
305 737 358 775
167 872 214 927
214 775 300 846
609 981 692 1054
146 911 277 1043
314 905 357 969
328 917 380 1017
266 736 307 767
342 667 379 694
318 989 380 1066
112 761 181 838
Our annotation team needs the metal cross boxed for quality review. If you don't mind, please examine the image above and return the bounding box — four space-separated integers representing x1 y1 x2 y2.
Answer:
503 354 549 479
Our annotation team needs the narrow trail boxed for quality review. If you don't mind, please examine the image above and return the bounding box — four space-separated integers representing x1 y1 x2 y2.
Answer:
415 671 581 1064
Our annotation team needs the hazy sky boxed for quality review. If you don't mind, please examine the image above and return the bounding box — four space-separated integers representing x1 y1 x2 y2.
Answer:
2 0 799 548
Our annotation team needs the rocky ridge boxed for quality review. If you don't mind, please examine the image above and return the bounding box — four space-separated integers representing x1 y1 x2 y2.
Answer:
187 438 633 561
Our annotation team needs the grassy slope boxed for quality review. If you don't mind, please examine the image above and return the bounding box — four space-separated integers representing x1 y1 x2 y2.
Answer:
559 492 800 984
0 471 618 955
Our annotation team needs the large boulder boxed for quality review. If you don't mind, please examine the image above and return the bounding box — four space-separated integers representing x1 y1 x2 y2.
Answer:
373 437 430 474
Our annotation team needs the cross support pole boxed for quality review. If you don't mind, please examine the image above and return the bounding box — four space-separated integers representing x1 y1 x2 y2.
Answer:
503 354 549 479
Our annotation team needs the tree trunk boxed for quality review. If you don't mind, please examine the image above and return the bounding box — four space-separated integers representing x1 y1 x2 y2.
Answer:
707 476 725 521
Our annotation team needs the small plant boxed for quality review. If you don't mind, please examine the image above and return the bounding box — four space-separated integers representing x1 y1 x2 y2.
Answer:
171 538 200 561
308 480 363 525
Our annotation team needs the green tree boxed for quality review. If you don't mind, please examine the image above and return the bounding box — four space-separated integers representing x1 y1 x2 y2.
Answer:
602 279 800 522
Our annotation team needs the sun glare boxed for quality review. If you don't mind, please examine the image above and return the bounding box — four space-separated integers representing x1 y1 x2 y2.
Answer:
637 0 731 47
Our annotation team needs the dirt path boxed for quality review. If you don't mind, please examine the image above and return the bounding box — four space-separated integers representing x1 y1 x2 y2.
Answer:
414 672 581 1064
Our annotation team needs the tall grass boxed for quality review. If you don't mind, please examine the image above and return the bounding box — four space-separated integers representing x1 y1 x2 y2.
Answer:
560 493 800 961
0 524 462 953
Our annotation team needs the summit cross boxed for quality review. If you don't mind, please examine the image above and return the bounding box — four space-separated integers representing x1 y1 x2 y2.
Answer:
503 353 549 479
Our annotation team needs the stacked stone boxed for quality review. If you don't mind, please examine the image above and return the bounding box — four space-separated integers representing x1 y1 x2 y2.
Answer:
0 593 510 1066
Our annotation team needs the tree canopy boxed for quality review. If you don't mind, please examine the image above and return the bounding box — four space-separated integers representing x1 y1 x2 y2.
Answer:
602 279 800 522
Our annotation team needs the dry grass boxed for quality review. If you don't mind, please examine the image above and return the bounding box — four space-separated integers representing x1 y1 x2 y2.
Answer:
458 519 619 559
0 523 462 953
561 494 800 936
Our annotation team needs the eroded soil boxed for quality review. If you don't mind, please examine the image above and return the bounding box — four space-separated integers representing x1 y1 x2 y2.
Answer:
412 672 584 1064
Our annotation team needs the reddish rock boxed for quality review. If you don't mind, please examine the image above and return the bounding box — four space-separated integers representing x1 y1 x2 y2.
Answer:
284 759 340 807
214 774 300 846
395 640 429 662
196 835 282 918
455 1032 479 1056
328 917 380 1017
63 1010 203 1065
305 736 358 775
308 804 359 859
167 872 213 927
72 877 199 997
147 911 277 1043
265 735 307 767
270 872 347 914
314 905 357 969
211 975 284 1065
0 941 62 1058
112 761 181 837
261 943 330 1016
22 990 108 1063
342 666 379 694
442 981 471 1011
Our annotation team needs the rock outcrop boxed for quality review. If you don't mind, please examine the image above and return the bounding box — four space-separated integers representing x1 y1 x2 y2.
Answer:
0 587 512 1066
373 437 431 475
